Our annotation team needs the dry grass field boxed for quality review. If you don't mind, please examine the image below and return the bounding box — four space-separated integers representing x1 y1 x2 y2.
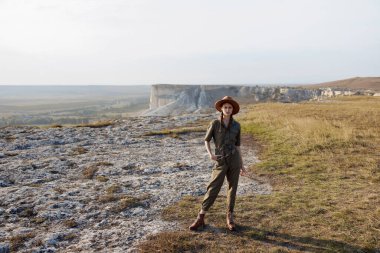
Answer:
139 96 380 252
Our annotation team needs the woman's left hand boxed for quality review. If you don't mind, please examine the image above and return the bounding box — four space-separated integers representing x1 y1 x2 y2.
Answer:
240 166 248 176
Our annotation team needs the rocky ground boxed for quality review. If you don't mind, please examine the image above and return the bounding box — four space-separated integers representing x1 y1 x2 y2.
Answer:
0 113 271 252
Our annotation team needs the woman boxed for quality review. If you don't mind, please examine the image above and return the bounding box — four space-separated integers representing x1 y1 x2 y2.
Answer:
189 96 247 231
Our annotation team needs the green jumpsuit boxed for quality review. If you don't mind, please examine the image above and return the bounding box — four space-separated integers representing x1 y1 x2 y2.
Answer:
202 118 242 213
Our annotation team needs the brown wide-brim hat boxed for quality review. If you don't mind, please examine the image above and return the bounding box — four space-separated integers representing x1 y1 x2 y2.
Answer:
215 96 240 115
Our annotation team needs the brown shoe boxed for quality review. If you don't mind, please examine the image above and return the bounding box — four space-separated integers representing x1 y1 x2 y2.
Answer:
189 213 205 231
226 211 236 231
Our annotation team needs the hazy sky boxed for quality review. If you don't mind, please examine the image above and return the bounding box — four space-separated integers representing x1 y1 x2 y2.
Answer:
0 0 379 85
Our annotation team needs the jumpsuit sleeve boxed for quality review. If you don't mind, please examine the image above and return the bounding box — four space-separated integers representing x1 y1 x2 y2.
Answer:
235 125 241 146
204 120 215 142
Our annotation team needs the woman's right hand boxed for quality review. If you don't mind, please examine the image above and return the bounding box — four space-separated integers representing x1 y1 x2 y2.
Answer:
209 154 221 161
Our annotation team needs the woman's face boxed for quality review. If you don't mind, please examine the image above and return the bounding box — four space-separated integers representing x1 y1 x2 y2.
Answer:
221 103 233 116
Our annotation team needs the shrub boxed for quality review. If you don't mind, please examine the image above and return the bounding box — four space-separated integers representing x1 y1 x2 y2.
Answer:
82 165 98 179
106 185 122 194
75 120 114 128
63 219 78 228
9 232 36 251
96 175 109 182
72 146 88 155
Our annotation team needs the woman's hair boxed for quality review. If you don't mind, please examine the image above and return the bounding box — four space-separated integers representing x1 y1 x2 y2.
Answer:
219 103 234 132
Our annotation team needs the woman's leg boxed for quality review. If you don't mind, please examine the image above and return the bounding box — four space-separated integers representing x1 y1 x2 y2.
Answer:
225 165 240 213
225 162 240 231
201 164 227 211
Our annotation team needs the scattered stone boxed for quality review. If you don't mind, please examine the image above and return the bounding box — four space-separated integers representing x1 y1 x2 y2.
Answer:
40 210 71 221
142 167 160 175
0 179 14 187
45 233 63 246
33 247 56 253
0 244 10 253
94 219 108 228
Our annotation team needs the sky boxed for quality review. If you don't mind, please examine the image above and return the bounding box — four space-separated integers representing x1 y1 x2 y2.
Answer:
0 0 379 85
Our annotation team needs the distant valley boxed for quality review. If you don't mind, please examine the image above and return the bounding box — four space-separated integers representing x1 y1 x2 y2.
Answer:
0 86 151 127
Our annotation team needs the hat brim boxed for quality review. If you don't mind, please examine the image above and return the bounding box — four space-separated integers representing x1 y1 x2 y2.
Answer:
215 99 240 115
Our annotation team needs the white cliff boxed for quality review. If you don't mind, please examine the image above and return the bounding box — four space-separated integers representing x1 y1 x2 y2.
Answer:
144 84 321 116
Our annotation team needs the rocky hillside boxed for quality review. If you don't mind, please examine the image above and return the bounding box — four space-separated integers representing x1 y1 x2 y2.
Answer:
0 114 271 252
303 77 380 91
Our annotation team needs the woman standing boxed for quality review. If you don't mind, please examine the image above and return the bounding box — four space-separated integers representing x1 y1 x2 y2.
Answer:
189 96 247 231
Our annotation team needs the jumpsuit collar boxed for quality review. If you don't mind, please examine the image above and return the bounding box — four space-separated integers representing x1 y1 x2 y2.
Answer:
220 117 234 129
